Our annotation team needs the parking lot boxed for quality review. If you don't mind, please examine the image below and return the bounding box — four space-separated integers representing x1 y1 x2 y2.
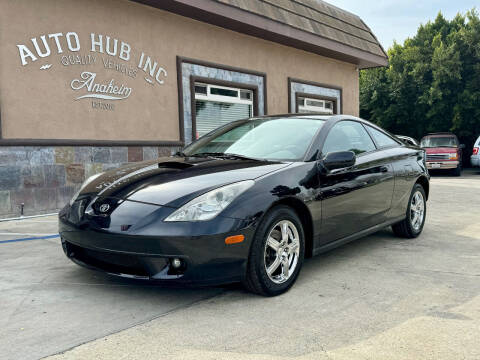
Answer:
1 169 479 360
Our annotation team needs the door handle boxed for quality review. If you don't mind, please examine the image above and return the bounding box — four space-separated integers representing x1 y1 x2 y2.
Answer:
380 166 389 173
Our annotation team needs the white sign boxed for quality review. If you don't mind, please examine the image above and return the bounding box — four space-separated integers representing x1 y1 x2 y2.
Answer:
16 32 167 110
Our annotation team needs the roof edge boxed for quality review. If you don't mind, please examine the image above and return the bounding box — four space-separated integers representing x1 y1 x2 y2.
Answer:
131 0 388 68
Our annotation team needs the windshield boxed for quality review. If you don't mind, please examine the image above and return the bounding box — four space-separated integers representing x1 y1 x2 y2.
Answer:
420 136 458 148
183 117 326 161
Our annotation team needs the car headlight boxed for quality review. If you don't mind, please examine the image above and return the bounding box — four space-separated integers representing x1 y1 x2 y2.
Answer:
164 180 254 222
448 153 458 160
69 173 103 205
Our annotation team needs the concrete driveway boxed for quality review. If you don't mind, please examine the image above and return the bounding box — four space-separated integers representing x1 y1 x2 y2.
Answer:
1 170 479 360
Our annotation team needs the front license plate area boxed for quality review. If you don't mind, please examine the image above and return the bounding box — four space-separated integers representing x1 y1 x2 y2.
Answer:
431 163 441 168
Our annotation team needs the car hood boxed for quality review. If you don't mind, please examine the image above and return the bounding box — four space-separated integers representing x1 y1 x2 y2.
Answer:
80 156 291 207
425 147 458 154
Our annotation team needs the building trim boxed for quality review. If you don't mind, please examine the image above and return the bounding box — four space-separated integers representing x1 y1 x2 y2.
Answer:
189 76 260 142
176 56 268 143
0 139 183 147
176 56 186 143
288 77 343 114
133 0 388 68
177 57 268 79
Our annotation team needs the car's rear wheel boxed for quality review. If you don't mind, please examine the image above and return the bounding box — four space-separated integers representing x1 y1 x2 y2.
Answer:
243 206 305 296
392 184 426 238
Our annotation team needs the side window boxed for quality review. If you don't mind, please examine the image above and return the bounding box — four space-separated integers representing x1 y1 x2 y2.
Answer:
322 121 376 155
367 126 399 148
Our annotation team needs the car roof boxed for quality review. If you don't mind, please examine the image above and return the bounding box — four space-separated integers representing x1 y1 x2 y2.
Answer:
247 114 393 136
248 113 334 121
248 113 380 123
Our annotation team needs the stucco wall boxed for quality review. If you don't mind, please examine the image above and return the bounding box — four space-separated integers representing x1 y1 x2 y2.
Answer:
0 0 359 142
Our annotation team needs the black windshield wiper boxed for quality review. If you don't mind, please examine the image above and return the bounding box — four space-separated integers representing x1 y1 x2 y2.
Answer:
188 152 223 158
224 153 265 161
190 152 264 161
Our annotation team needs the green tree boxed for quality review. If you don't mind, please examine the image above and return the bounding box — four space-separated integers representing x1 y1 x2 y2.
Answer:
360 9 480 158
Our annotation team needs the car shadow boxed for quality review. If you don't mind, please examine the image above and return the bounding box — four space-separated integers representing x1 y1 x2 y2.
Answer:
298 229 398 277
67 265 223 293
218 228 405 295
429 167 480 177
467 168 480 176
428 169 456 177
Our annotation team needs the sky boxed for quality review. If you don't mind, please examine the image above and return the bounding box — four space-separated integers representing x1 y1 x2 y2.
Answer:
328 0 478 50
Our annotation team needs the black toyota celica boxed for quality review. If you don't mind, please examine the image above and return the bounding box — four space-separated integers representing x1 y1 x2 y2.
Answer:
59 114 429 296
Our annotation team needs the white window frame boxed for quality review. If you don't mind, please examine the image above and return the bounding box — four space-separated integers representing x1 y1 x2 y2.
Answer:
297 97 334 114
194 83 254 112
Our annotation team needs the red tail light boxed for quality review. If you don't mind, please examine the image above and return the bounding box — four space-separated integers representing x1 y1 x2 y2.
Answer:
473 147 479 155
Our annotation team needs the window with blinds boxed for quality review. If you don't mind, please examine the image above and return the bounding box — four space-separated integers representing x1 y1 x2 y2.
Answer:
194 83 253 139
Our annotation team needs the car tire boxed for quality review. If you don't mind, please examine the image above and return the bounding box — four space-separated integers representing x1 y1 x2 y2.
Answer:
392 184 427 238
243 206 305 296
453 165 462 177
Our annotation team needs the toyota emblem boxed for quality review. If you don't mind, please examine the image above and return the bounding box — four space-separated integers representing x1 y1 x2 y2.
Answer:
99 204 110 213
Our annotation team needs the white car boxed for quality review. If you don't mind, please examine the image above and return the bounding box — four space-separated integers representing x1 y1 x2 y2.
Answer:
472 136 480 167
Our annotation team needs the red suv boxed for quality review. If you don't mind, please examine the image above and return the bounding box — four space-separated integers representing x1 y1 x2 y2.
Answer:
420 133 464 176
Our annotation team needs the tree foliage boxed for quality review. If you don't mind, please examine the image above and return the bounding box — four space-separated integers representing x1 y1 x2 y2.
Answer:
360 9 480 156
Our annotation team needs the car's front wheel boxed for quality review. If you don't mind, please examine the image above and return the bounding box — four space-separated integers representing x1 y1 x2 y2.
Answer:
392 184 426 238
243 206 305 296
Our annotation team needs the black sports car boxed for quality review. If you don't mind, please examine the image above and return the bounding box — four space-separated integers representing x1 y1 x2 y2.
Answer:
59 115 429 296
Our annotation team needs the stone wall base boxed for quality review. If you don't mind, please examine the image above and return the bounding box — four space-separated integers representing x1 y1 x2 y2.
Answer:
0 145 180 219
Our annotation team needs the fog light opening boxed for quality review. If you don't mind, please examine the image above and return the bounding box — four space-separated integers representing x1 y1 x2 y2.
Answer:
171 258 183 269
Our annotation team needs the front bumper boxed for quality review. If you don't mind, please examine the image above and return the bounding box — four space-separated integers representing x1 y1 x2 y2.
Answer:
471 155 480 167
59 218 255 286
426 160 459 170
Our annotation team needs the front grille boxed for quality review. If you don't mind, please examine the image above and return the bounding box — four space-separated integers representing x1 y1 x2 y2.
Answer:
427 154 449 161
66 242 166 277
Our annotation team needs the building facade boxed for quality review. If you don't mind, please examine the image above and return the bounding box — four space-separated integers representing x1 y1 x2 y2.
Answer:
0 0 387 218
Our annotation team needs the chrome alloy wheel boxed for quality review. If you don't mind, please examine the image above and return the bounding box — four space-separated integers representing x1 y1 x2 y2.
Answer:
264 220 300 284
410 191 425 231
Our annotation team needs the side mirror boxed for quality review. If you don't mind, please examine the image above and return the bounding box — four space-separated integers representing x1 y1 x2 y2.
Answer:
322 151 356 172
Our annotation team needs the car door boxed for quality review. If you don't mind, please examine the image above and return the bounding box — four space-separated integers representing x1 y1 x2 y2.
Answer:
364 124 415 219
318 120 395 244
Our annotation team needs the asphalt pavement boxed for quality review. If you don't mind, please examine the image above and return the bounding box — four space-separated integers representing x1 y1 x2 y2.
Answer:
1 169 479 360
